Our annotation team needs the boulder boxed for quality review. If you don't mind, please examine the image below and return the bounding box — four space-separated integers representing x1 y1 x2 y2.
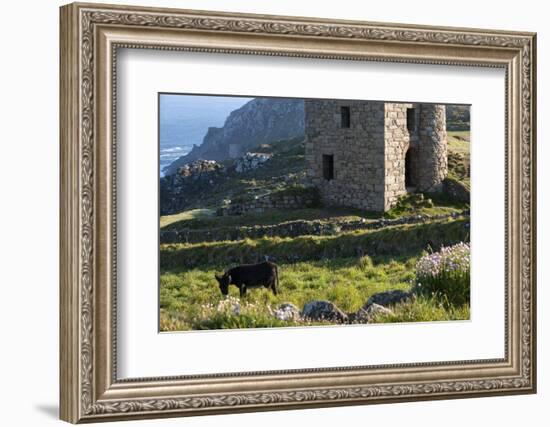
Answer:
301 300 348 323
272 303 301 321
443 177 470 203
366 290 413 308
351 303 393 324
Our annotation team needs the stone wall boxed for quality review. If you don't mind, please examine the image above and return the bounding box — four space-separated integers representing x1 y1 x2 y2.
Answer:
305 100 386 211
216 189 318 216
161 210 470 244
383 103 412 210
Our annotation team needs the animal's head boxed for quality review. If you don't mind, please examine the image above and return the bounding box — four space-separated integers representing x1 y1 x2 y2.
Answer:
215 272 231 296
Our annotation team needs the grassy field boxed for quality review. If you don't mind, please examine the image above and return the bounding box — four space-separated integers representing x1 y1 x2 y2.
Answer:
161 255 413 330
160 218 470 330
160 253 470 331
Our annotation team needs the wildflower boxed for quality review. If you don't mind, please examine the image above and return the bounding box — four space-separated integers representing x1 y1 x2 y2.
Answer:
414 242 470 306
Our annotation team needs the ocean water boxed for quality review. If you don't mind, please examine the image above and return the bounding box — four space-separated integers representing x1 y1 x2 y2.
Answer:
159 94 252 176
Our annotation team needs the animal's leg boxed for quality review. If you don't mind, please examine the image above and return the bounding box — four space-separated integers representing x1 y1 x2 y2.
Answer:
272 267 279 295
240 285 246 297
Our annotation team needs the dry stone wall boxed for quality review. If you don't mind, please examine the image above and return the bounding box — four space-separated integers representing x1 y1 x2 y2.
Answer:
216 190 317 216
160 210 469 244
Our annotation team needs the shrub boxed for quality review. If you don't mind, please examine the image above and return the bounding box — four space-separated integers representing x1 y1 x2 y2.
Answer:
413 242 470 306
358 254 374 270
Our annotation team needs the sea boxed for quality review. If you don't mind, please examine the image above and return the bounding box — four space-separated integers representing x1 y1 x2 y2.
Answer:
159 94 252 176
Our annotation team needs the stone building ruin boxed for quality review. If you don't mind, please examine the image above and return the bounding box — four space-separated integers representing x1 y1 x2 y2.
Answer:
305 100 448 212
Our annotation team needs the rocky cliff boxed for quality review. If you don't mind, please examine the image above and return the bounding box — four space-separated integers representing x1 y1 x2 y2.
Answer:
163 98 305 176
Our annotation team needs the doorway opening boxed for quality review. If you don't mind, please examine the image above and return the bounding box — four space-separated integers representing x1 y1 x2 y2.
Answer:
405 148 415 190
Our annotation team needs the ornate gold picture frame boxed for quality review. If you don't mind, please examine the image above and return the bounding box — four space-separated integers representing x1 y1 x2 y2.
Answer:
60 2 536 423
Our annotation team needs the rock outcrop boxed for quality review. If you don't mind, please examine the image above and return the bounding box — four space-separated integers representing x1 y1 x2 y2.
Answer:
235 152 272 173
160 160 226 215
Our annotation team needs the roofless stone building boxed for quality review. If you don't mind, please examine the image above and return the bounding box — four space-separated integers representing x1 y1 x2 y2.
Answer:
305 100 448 212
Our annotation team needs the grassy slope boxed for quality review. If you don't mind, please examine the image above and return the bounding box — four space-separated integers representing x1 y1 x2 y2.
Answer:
161 218 469 269
447 130 471 154
197 137 307 209
447 131 471 187
160 208 215 229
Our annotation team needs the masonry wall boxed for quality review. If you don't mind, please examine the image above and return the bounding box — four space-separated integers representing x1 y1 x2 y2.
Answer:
305 99 386 211
383 103 413 210
416 104 448 192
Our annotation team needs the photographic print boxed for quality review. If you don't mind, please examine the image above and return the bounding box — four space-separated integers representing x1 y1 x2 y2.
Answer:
159 94 471 331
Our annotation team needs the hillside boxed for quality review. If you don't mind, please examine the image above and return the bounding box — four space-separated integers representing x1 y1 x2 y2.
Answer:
160 137 307 215
163 98 305 175
446 105 471 131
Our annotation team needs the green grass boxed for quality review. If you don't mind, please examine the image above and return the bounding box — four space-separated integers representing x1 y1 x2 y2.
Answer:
447 130 470 155
160 254 471 331
161 207 369 231
447 131 470 187
160 208 215 229
160 255 417 331
383 194 466 219
369 295 470 323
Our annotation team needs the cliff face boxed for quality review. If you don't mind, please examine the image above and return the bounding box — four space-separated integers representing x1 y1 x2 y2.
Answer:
163 98 305 176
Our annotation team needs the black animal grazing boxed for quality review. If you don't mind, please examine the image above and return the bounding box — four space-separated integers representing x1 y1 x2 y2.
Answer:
215 261 279 297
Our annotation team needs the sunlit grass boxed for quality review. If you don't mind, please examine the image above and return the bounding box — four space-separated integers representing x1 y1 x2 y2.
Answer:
447 130 470 155
160 208 215 229
160 255 421 331
369 295 470 323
